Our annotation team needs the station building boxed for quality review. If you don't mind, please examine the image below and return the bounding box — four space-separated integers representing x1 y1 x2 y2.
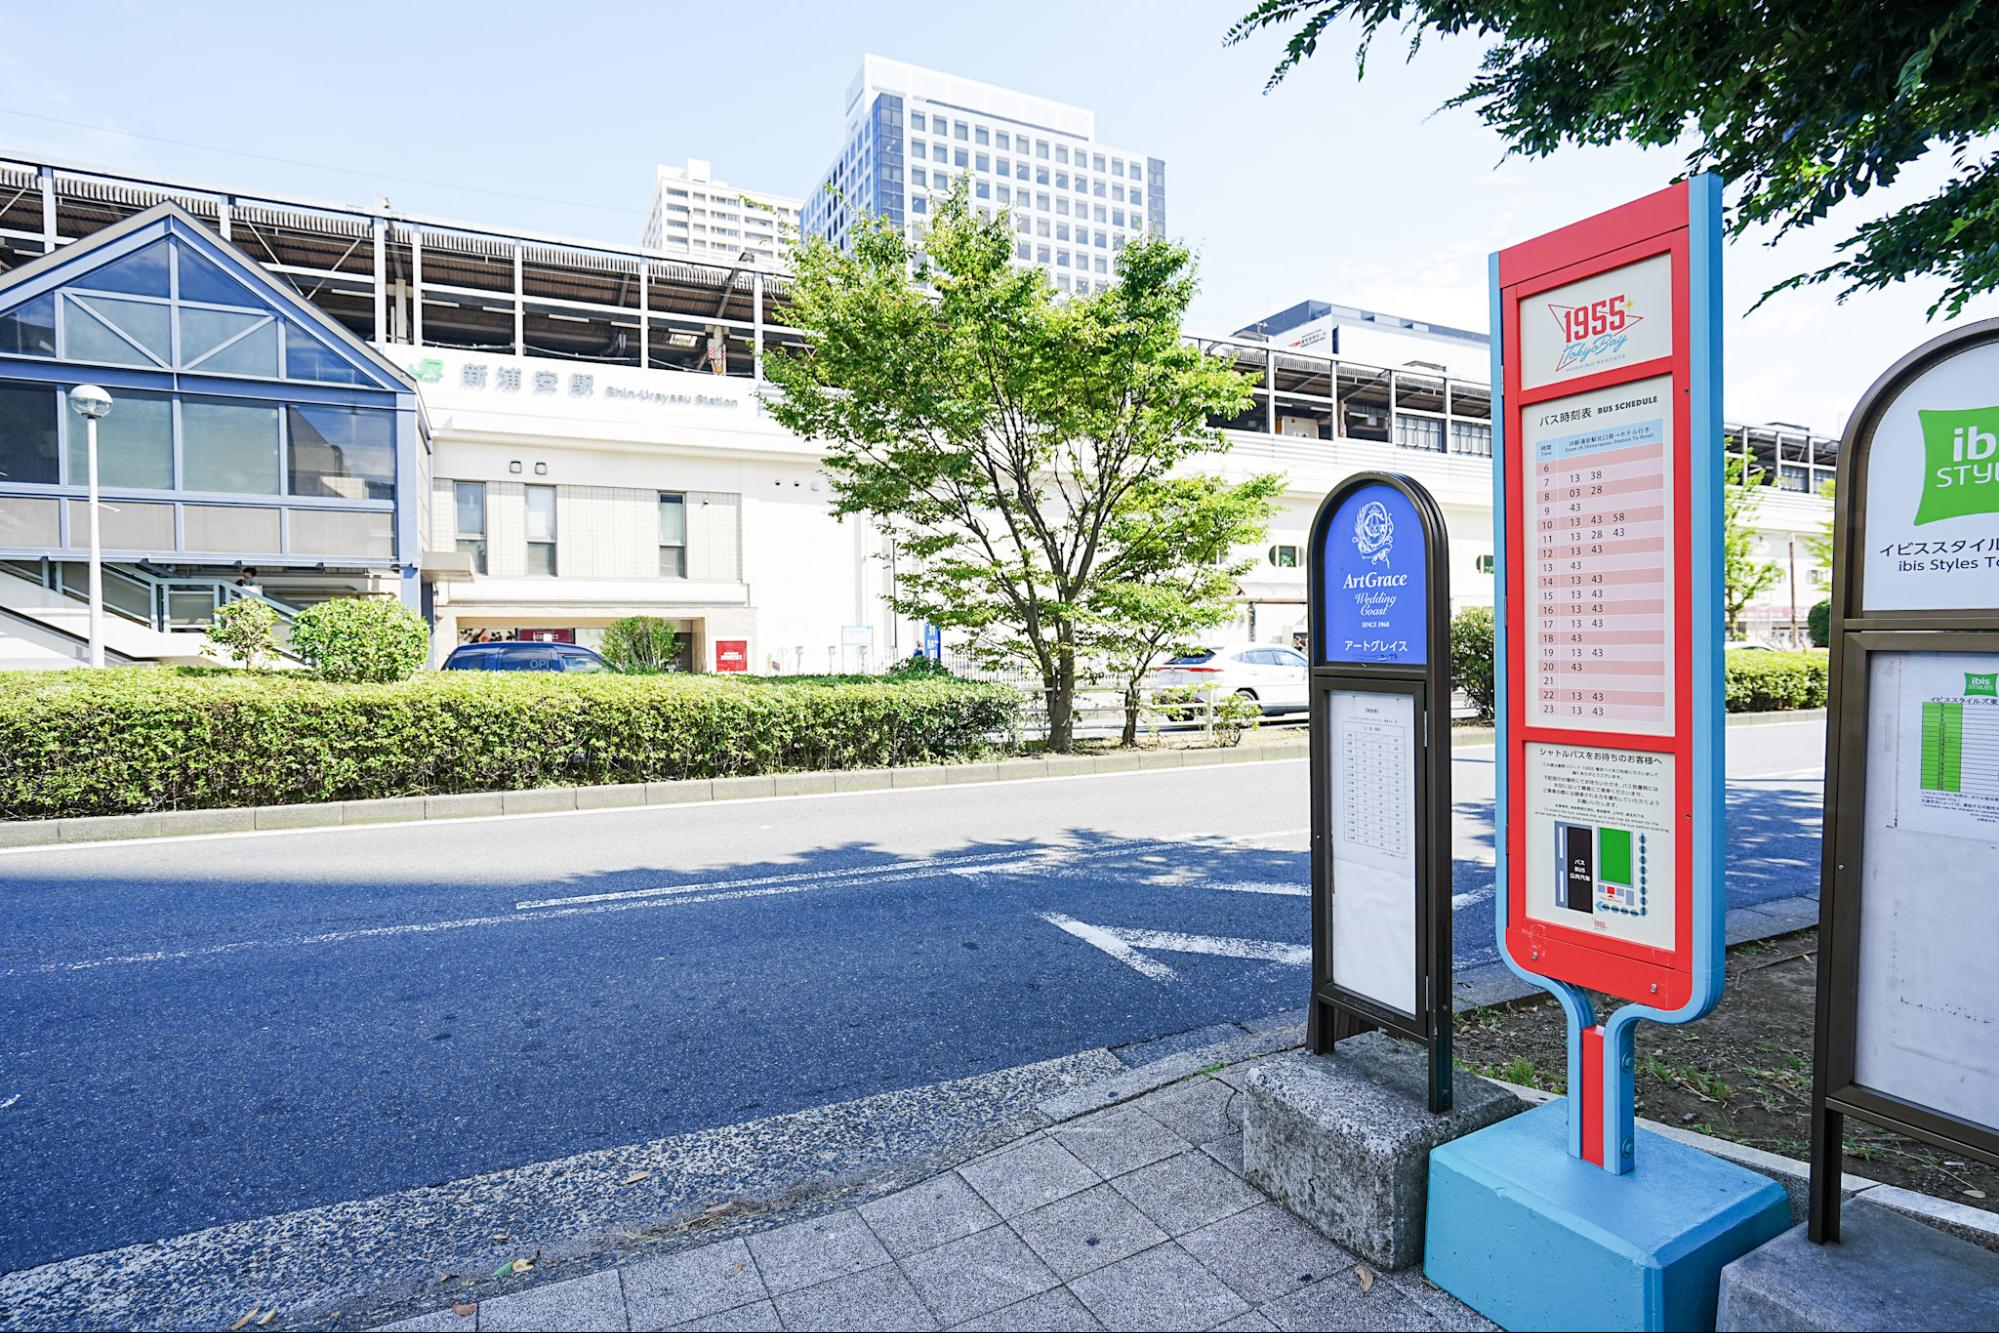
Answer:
0 154 1834 670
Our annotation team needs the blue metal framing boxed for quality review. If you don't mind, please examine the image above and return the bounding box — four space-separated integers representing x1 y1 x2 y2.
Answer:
0 204 424 605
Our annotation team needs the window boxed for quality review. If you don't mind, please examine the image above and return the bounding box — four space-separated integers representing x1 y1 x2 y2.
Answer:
954 121 968 140
910 111 926 131
455 481 487 574
975 153 989 172
526 485 557 575
181 396 280 494
1093 154 1106 172
1056 146 1069 164
0 293 56 357
975 126 989 146
659 492 687 577
1268 544 1301 568
0 383 58 485
69 387 173 489
287 404 395 500
1036 140 1050 158
996 131 1011 150
1113 160 1125 178
1475 554 1495 575
1056 172 1069 190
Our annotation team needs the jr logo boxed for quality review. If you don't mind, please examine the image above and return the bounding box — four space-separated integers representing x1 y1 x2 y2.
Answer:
1915 405 1999 525
1549 295 1643 374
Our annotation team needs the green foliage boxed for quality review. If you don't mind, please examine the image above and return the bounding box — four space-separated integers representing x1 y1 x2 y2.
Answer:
1723 454 1783 633
288 598 429 683
1806 599 1832 648
1449 605 1497 720
1089 473 1283 745
600 616 682 673
0 670 1022 818
762 184 1255 750
1210 688 1264 746
1225 2 1999 316
204 599 279 669
1725 650 1829 713
886 651 952 680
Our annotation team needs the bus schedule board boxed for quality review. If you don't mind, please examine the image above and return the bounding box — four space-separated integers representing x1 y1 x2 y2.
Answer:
1491 178 1725 1170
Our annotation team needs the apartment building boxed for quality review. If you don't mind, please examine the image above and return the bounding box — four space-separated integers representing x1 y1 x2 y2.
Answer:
641 159 801 267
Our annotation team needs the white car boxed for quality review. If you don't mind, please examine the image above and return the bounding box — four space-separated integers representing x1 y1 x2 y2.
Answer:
1151 642 1310 713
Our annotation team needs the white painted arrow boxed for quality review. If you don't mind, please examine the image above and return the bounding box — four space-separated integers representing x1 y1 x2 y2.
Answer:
1039 912 1310 982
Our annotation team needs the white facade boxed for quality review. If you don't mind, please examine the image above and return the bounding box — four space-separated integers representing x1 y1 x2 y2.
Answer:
642 160 801 267
803 55 1165 296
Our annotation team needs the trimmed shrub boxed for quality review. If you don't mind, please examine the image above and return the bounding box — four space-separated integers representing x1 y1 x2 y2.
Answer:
601 616 682 673
204 599 279 668
290 598 429 683
1806 598 1832 648
1724 649 1828 713
0 670 1022 818
1449 605 1496 720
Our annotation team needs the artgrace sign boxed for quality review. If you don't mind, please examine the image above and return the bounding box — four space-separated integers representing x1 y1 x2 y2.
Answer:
1318 481 1430 666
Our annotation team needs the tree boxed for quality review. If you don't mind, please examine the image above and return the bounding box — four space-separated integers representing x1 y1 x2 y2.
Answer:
1802 476 1837 583
1448 604 1496 721
762 187 1255 751
204 599 279 669
1225 3 1999 315
1723 453 1783 635
601 616 682 673
289 598 429 683
1088 473 1283 746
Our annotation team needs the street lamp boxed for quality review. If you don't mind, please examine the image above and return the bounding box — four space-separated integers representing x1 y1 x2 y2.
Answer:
68 384 113 669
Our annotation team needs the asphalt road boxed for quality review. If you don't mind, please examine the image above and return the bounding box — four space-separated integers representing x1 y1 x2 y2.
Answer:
0 717 1825 1277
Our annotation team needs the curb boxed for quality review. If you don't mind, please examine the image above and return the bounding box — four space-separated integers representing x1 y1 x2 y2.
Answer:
0 739 1310 851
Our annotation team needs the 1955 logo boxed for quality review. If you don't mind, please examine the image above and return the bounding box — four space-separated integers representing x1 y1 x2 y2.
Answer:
1549 295 1642 374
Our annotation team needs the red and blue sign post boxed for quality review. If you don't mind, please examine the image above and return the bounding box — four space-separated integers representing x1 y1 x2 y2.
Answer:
1422 177 1789 1332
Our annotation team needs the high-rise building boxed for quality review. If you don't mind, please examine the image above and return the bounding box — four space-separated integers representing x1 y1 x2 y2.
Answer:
643 159 801 266
801 55 1166 295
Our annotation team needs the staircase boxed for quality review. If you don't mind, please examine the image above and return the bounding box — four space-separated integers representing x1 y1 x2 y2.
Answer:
0 560 302 670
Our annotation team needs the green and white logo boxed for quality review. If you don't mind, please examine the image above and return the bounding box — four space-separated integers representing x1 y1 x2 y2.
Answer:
1966 672 1998 698
1916 405 1999 524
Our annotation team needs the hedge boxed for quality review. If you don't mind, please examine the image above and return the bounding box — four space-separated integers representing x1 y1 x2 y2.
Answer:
1724 649 1828 713
0 670 1022 819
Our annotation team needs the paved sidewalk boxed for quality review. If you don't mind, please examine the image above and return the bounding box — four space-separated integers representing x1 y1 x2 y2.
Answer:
378 1056 1494 1333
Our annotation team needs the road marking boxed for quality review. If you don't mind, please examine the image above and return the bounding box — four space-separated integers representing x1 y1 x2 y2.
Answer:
0 1093 18 1110
1451 888 1493 909
1039 912 1309 982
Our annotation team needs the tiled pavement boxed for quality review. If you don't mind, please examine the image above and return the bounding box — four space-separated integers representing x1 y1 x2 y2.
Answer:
376 1070 1496 1332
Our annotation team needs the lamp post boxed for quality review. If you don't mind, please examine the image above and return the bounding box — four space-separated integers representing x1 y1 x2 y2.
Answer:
67 385 114 669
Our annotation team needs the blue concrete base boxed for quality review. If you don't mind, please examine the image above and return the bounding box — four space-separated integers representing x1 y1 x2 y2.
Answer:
1424 1100 1790 1332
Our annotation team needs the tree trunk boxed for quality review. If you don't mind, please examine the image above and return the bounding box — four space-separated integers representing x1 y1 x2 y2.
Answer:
1121 683 1140 748
1045 641 1078 753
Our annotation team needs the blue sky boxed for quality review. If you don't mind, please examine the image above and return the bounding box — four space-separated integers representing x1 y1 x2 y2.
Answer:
4 0 1992 435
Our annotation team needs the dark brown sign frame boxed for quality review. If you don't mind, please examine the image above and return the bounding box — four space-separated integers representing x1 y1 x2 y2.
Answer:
1810 317 1999 1243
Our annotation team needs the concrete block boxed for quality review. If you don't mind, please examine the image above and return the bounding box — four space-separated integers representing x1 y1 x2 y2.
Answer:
644 778 712 805
1094 751 1143 773
744 1209 889 1295
57 813 162 842
1178 1200 1364 1303
834 768 893 793
622 1237 768 1328
1012 1181 1167 1279
1049 1103 1190 1179
943 762 1002 785
475 1268 624 1332
772 771 841 797
1425 1099 1790 1330
340 796 425 826
1110 1147 1264 1236
1242 1036 1525 1269
1042 754 1098 778
423 791 504 820
154 806 257 838
857 1172 1002 1259
898 1224 1059 1325
890 766 949 788
0 819 61 848
992 757 1052 783
1846 1182 1999 1257
709 775 776 802
573 782 646 810
500 787 576 815
1180 746 1244 767
252 802 338 830
770 1261 933 1332
958 1138 1102 1218
1066 1240 1250 1331
1717 1197 1999 1331
1136 749 1186 770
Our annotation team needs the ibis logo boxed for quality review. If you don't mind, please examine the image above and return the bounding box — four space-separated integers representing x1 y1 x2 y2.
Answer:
1915 405 1999 525
1966 672 1998 698
1549 295 1643 374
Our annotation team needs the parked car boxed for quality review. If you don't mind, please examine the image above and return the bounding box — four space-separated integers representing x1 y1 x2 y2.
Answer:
442 641 610 673
1150 642 1310 713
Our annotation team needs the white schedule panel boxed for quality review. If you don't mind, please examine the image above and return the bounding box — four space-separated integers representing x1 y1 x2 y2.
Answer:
1524 376 1676 736
1522 742 1677 952
1855 651 1999 1129
1328 690 1417 1016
